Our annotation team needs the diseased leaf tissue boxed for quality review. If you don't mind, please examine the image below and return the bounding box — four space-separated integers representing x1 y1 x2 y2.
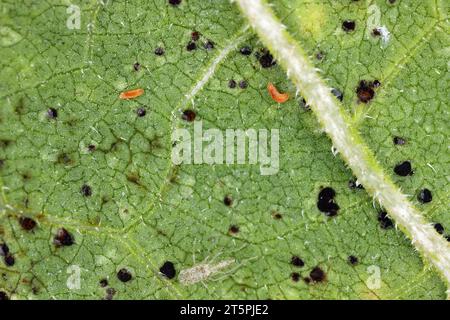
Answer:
0 0 448 300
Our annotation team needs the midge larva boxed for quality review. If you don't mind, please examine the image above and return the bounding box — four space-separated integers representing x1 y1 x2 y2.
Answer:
178 259 236 285
267 82 289 103
119 88 144 100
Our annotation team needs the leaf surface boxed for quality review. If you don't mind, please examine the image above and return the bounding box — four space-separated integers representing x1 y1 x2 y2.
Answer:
0 0 448 299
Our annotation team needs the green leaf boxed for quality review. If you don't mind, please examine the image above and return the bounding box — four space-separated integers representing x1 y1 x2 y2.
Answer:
0 0 448 300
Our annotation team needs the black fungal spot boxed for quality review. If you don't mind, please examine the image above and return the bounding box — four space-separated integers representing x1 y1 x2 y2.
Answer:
331 88 344 101
0 159 4 168
0 243 9 256
19 217 36 231
240 46 252 55
378 211 393 229
159 261 176 279
4 254 15 267
105 287 116 300
191 31 200 41
310 266 326 282
0 291 9 300
239 80 248 89
229 225 239 234
317 187 340 217
259 50 276 68
446 235 450 242
168 0 181 6
303 277 311 284
372 28 381 37
433 223 444 235
316 51 324 60
203 40 214 50
393 136 406 145
81 184 92 197
154 47 165 56
348 255 359 265
181 109 196 122
47 108 58 119
228 79 237 89
417 188 432 203
348 179 364 189
388 0 396 4
99 279 108 287
342 20 356 32
88 144 96 152
133 62 141 71
223 195 233 207
290 272 300 282
291 256 305 267
356 80 375 103
299 98 310 111
186 41 197 51
272 212 282 219
117 268 132 283
53 228 74 247
372 80 381 88
394 161 413 176
136 107 147 117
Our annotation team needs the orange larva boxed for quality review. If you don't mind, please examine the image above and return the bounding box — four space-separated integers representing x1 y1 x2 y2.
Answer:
119 88 144 100
267 82 289 103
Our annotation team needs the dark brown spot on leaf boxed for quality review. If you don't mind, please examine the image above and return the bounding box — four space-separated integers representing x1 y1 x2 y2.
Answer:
0 243 9 256
228 79 237 89
240 46 252 55
54 228 74 247
331 88 343 101
4 254 15 267
47 108 58 119
105 287 116 300
203 40 214 50
378 211 393 229
356 80 375 103
154 47 165 56
348 255 358 265
0 291 9 300
239 80 248 89
191 31 200 41
81 184 92 197
160 261 176 279
291 272 300 282
136 107 146 117
229 225 239 234
393 136 406 145
186 41 196 51
310 266 326 282
223 195 233 207
433 223 444 235
291 256 305 267
258 50 276 68
168 0 181 5
181 109 196 122
317 187 339 217
348 179 364 189
417 189 432 203
394 161 413 176
19 217 37 231
342 20 356 32
117 268 132 282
